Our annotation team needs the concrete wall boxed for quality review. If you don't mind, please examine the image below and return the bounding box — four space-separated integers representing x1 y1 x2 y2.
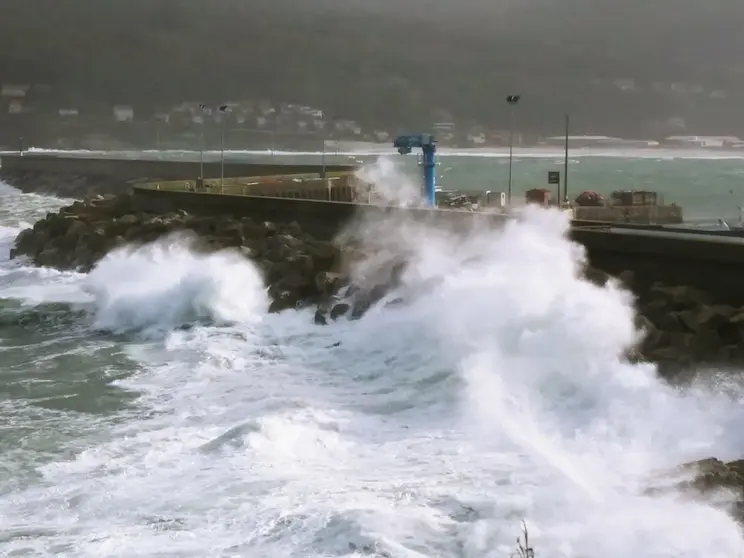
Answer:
0 153 356 198
0 154 354 181
154 173 359 202
131 186 744 304
573 204 683 225
132 185 508 240
572 228 744 303
6 153 739 304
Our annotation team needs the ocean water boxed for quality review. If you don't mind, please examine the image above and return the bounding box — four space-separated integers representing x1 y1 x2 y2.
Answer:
22 146 744 221
2 157 744 557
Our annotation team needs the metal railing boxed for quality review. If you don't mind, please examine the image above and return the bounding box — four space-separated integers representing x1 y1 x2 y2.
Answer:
135 170 361 202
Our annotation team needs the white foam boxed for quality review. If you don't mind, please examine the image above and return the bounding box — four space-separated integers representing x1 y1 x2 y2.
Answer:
1 159 744 556
83 233 269 335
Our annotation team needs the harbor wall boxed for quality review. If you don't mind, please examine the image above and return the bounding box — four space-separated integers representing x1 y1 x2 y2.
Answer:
131 185 744 305
5 153 744 305
131 186 509 240
573 204 684 225
0 154 355 197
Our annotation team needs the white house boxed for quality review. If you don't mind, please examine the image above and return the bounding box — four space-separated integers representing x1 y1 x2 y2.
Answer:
0 84 29 98
113 105 134 122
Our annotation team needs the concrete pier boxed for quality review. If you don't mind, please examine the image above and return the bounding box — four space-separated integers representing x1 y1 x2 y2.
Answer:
4 152 744 306
0 153 355 197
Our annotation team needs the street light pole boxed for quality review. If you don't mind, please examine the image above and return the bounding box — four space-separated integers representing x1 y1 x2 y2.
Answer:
219 104 229 193
563 113 570 204
506 95 521 207
320 110 327 178
198 103 206 180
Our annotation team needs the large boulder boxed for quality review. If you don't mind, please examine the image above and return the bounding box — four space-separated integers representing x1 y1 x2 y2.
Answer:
634 278 744 372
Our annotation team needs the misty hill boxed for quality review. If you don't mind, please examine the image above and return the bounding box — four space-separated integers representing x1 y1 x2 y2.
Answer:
2 0 744 137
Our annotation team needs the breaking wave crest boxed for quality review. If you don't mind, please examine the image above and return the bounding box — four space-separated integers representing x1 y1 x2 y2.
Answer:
0 162 744 556
83 233 268 335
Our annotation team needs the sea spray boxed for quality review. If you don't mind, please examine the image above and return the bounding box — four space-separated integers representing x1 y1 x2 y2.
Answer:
337 157 744 556
0 158 743 556
84 232 268 335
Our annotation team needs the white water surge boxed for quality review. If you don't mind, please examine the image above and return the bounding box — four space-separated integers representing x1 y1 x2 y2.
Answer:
0 162 744 557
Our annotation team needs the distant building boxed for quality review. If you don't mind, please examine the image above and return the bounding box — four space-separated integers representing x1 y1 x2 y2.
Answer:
542 135 659 148
258 100 275 116
334 119 362 135
113 105 134 122
0 84 29 98
433 122 455 142
663 135 742 148
467 132 486 145
613 78 636 91
7 100 24 114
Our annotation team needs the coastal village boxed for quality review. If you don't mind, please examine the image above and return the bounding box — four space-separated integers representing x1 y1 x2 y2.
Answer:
1 81 744 150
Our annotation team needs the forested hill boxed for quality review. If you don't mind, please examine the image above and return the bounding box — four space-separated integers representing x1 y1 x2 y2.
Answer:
2 0 744 136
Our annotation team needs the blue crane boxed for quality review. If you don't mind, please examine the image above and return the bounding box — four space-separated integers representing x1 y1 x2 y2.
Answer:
392 134 438 207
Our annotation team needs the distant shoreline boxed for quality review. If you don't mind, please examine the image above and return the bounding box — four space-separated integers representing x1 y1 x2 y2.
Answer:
11 146 744 161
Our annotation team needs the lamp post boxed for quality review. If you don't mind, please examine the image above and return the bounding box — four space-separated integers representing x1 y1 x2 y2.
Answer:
506 94 521 207
198 103 207 179
320 110 327 178
563 113 570 205
219 104 229 193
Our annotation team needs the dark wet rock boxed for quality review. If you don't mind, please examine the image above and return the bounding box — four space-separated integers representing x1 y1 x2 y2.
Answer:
617 269 636 289
649 457 744 524
330 302 351 321
683 458 744 493
608 271 744 375
349 284 390 320
314 308 328 325
315 271 345 295
10 193 350 316
15 193 744 366
584 265 611 287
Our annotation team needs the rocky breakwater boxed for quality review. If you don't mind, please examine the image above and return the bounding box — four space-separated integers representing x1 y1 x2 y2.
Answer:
9 192 373 317
585 268 744 377
647 458 744 524
10 193 744 373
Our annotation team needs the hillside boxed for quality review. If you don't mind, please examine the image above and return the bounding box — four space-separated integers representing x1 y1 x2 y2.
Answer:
1 0 744 136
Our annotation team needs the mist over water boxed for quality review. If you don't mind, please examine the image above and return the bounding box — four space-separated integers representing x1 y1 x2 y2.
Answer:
1 161 744 556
